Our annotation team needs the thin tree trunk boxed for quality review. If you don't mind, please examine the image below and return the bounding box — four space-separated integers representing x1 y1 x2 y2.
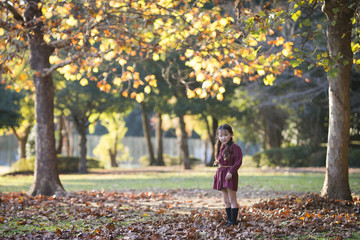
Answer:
203 140 208 165
56 114 64 155
155 112 165 166
26 0 65 196
72 114 88 173
109 134 118 167
321 0 355 201
140 102 156 165
78 131 87 173
68 120 74 156
204 115 218 166
11 125 32 159
178 115 191 169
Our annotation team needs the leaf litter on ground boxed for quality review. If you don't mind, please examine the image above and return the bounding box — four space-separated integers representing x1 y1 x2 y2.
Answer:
1 190 359 239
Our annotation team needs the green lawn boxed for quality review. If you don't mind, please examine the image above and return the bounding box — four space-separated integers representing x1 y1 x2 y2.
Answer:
1 167 359 195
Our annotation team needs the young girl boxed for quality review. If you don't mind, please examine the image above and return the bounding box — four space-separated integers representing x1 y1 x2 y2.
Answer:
213 124 243 226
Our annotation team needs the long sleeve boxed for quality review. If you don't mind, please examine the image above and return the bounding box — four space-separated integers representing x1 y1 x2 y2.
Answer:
229 144 243 175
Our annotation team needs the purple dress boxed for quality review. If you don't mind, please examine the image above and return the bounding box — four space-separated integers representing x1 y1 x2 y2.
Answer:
213 143 243 191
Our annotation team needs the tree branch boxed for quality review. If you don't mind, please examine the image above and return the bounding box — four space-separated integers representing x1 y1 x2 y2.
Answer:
41 54 79 77
1 1 24 22
48 39 72 49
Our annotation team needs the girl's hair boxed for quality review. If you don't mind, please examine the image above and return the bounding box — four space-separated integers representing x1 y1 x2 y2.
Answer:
214 124 234 165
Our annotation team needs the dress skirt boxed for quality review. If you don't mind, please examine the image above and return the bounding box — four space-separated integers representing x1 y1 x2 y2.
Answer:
213 166 239 192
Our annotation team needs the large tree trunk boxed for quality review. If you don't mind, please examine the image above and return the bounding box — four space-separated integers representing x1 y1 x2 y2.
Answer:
178 115 191 169
155 112 165 166
26 1 65 196
140 102 156 165
321 0 355 201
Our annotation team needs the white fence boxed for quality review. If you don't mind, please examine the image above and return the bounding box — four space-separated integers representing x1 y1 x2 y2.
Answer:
0 134 211 166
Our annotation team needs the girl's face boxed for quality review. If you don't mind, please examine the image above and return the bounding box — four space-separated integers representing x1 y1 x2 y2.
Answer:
218 129 233 145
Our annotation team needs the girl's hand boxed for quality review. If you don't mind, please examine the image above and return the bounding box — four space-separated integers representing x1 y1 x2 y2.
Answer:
225 172 232 180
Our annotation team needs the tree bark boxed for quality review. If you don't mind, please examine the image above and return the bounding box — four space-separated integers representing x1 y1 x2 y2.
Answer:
73 114 88 173
26 0 65 196
109 133 118 167
204 115 218 166
321 0 356 201
140 102 156 165
262 106 285 149
155 112 165 166
178 115 191 169
12 125 32 159
56 114 64 155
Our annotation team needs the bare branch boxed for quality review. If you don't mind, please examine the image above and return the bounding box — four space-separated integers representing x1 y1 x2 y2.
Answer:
48 39 72 49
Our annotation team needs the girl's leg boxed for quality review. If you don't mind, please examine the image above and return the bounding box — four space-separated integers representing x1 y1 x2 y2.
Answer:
221 189 232 224
226 188 239 225
226 188 237 208
221 189 231 208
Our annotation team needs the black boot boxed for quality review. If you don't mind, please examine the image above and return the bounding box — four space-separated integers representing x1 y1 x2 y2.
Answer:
225 208 231 225
230 208 239 226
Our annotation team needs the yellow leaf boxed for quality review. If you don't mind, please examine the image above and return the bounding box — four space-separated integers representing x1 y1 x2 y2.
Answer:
219 18 228 27
282 48 291 57
153 53 160 61
66 16 78 26
119 59 127 66
0 28 5 36
113 77 122 86
263 74 275 86
19 74 27 81
136 93 144 103
196 72 205 82
257 69 265 76
80 79 88 86
127 66 134 72
233 77 241 84
185 49 194 58
219 87 225 93
144 85 151 94
143 213 149 217
187 89 196 98
104 51 116 61
216 93 223 101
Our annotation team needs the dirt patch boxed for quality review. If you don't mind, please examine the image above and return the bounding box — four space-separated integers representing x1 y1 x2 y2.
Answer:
120 188 308 214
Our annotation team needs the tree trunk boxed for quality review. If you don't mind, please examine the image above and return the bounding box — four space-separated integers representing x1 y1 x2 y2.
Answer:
178 115 191 169
72 113 88 173
109 149 118 167
262 106 285 149
109 134 118 167
56 114 64 155
155 112 165 166
204 115 218 166
321 0 356 201
68 120 75 156
26 1 65 196
12 125 32 159
78 130 87 173
140 102 156 165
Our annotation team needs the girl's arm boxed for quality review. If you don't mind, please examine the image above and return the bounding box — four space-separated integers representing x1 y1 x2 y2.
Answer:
229 144 243 175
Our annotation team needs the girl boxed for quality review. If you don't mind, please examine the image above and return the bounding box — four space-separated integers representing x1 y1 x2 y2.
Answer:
213 124 243 226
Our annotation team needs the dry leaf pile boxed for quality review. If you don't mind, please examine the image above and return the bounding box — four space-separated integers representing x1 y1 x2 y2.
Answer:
1 191 359 239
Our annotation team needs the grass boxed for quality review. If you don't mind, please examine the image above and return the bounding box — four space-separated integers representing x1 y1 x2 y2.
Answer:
1 167 360 195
